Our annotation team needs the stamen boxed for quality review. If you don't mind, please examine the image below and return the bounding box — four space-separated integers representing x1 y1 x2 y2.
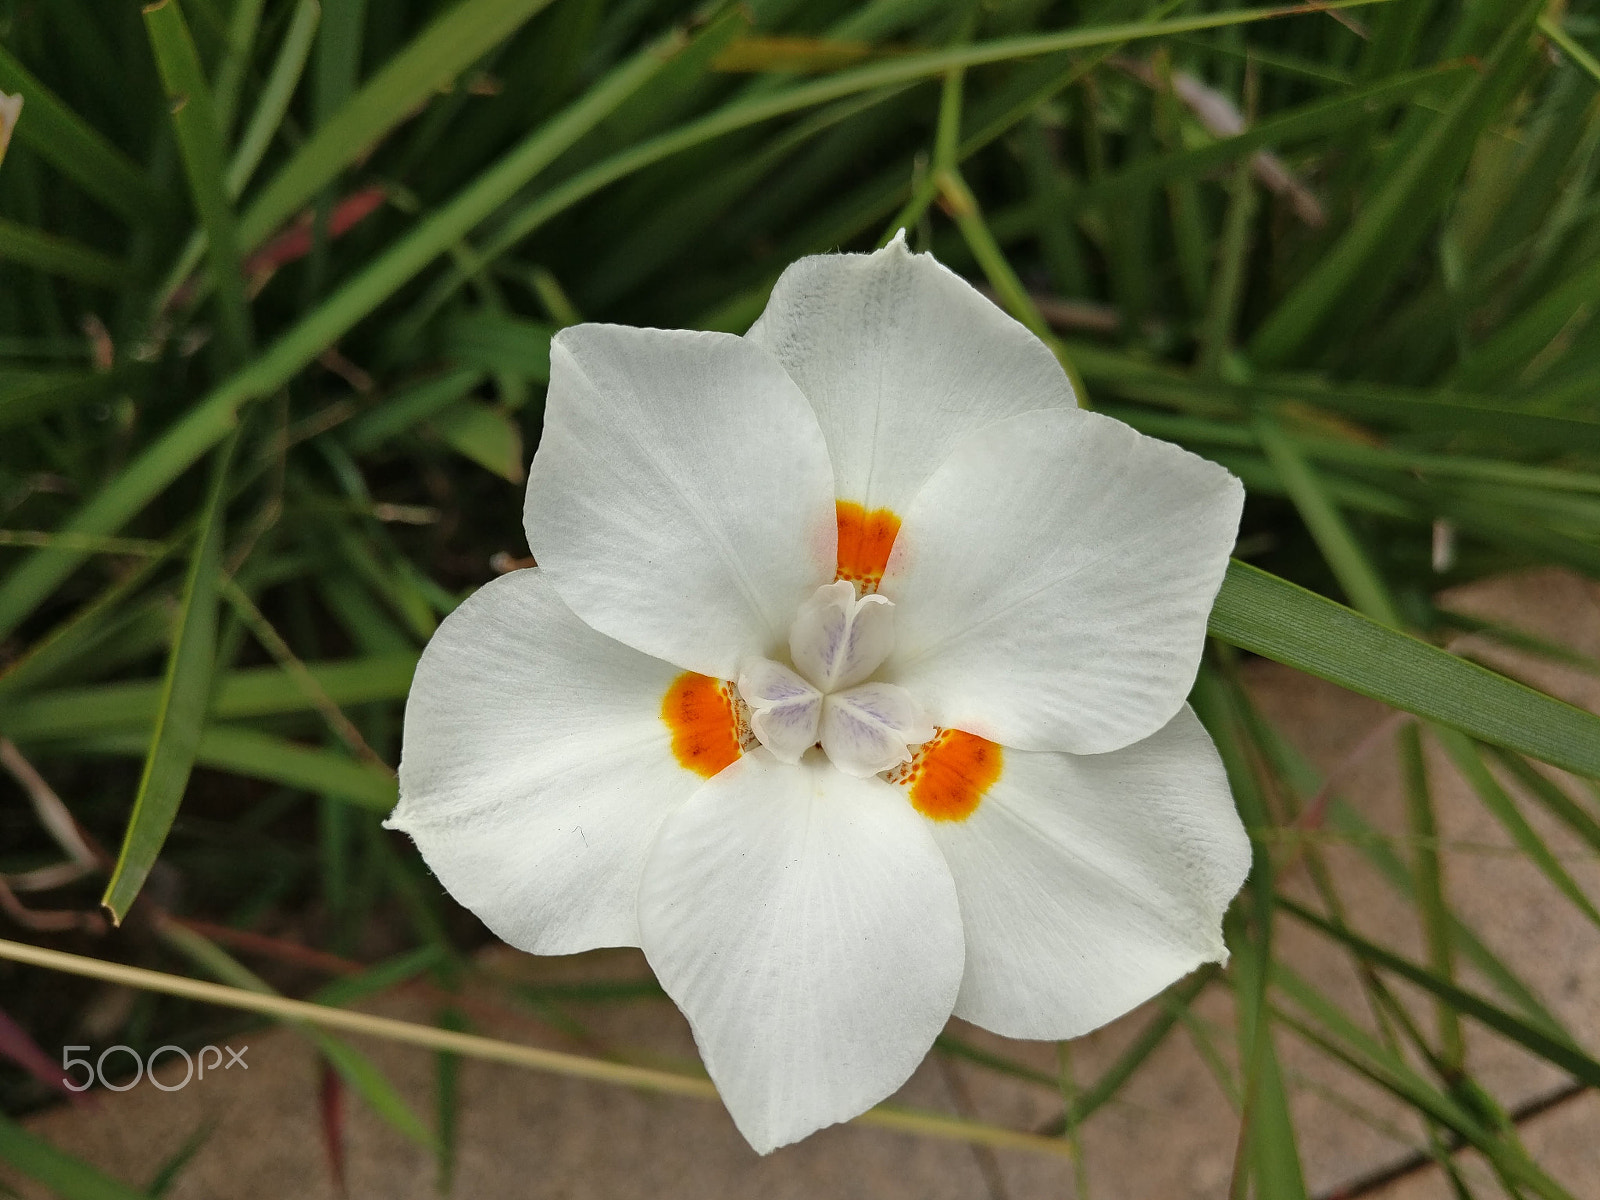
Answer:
662 672 743 778
835 500 900 593
892 729 1002 822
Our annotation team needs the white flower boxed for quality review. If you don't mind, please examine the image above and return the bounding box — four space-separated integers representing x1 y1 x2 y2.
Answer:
388 236 1250 1153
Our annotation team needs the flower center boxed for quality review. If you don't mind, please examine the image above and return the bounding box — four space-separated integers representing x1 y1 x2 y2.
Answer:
736 581 934 777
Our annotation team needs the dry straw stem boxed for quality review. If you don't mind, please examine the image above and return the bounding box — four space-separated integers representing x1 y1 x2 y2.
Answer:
0 738 99 873
0 938 1076 1160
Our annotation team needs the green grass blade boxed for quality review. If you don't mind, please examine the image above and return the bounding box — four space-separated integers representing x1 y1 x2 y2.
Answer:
1197 154 1257 377
1324 797 1573 1043
192 727 396 810
309 947 446 1008
1488 749 1600 858
229 0 321 197
434 1007 466 1195
101 436 237 923
428 400 524 482
1233 927 1309 1200
1069 347 1600 451
1250 714 1580 1047
1538 14 1600 88
159 921 434 1148
69 726 398 810
1072 63 1462 218
0 29 680 640
143 1122 212 1197
0 43 169 223
211 0 267 137
937 166 1085 395
331 528 436 639
1435 729 1600 929
0 1113 151 1200
1035 971 1216 1134
1272 966 1575 1200
235 0 558 252
1244 422 1472 1073
1281 897 1600 1088
934 1034 1058 1088
0 652 417 739
143 0 253 361
316 1034 437 1148
1208 561 1600 778
1272 382 1600 451
1398 723 1465 1068
1249 5 1541 366
432 2 1402 319
440 312 554 382
156 0 323 311
0 548 179 703
1194 665 1308 1200
1452 252 1600 389
0 369 141 432
343 368 484 451
1288 436 1600 496
0 217 124 286
1254 417 1403 626
313 0 367 129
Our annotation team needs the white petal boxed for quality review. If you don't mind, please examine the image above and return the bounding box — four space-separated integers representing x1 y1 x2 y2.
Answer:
526 325 837 679
638 752 964 1153
736 658 821 764
746 236 1077 516
929 707 1249 1040
787 579 895 693
882 407 1243 754
389 570 705 955
820 683 934 778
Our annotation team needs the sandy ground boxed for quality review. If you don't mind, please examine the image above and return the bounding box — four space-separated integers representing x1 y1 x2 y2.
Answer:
7 569 1600 1199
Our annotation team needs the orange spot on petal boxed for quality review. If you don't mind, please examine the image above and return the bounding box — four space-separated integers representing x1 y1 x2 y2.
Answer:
900 729 1002 822
662 672 743 778
835 500 901 592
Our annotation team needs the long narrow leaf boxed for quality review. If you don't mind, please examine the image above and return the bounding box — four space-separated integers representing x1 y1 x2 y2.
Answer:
156 0 323 308
1434 728 1600 929
0 44 168 222
1281 898 1600 1088
1208 561 1600 778
0 653 417 739
236 0 558 252
71 726 398 811
0 369 140 432
101 437 237 922
0 218 123 286
1322 797 1575 1044
0 27 679 640
143 0 253 360
1271 965 1574 1200
1249 4 1541 365
158 921 435 1149
441 1 1402 316
0 1114 151 1200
